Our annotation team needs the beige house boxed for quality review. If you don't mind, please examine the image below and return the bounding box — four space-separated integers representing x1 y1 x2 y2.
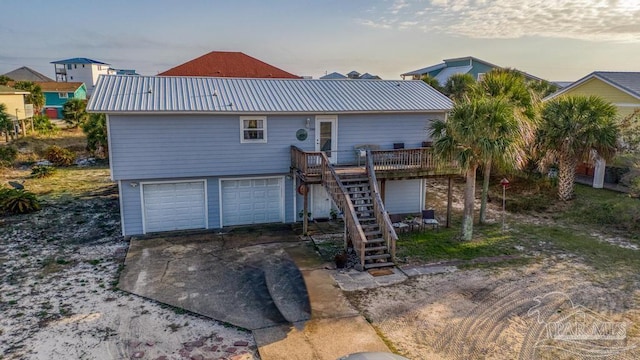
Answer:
0 85 29 120
545 72 640 188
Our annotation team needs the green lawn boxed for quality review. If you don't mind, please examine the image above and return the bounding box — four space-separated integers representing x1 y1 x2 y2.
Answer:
397 181 640 270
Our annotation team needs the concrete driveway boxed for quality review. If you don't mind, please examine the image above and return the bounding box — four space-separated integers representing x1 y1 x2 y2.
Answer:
119 224 312 330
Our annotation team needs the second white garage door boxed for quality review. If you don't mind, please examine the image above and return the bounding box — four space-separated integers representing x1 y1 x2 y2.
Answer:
142 181 207 233
221 177 283 226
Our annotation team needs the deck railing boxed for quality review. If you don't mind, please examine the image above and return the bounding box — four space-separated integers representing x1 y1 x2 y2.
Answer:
366 151 397 261
292 146 459 178
317 152 369 269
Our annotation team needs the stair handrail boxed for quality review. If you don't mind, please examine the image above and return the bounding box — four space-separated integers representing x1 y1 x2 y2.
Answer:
318 152 369 269
366 150 398 261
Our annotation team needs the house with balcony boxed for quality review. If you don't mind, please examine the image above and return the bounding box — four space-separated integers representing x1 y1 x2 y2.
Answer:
401 56 544 86
51 58 114 96
88 75 458 270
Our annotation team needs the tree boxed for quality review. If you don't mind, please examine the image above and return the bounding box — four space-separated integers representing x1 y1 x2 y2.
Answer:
431 96 520 240
12 81 45 114
0 75 12 86
421 74 444 93
537 95 619 201
472 69 537 224
0 103 13 142
62 98 88 128
82 113 108 158
444 73 476 101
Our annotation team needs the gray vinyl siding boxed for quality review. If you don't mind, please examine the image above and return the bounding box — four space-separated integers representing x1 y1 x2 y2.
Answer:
336 113 444 164
108 113 444 180
383 179 423 214
120 180 143 235
118 175 294 236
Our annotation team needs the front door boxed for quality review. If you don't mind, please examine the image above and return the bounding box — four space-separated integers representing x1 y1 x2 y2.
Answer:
315 116 337 164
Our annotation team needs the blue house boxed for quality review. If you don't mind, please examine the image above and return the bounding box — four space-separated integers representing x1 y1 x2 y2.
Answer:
88 75 457 269
401 56 543 86
38 82 87 119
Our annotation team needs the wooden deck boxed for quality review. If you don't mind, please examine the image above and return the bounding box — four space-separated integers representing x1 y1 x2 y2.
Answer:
291 146 462 183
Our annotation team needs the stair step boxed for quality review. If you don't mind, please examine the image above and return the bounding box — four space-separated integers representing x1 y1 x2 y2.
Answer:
364 262 395 270
365 253 391 260
341 177 369 183
364 230 382 237
364 246 388 252
366 238 385 244
359 217 376 222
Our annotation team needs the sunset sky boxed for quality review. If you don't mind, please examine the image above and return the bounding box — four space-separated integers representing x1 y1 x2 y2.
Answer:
2 0 639 82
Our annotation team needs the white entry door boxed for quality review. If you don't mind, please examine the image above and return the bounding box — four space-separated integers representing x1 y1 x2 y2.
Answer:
315 115 337 164
311 184 334 219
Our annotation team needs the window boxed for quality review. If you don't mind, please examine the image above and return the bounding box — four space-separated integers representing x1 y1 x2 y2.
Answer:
240 116 267 143
74 64 77 69
66 64 72 70
58 92 68 99
477 73 486 81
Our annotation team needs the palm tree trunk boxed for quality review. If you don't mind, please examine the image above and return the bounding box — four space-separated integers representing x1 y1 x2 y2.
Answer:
557 156 577 201
479 158 492 224
462 164 478 240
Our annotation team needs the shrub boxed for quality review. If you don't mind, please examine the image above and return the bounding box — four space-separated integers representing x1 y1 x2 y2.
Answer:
0 145 18 167
82 113 108 158
32 114 59 135
45 145 75 166
31 165 56 178
0 188 41 215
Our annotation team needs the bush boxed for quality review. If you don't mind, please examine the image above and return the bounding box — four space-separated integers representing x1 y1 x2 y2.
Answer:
0 188 41 215
0 145 18 167
31 165 56 178
32 114 59 135
82 113 108 158
45 145 75 166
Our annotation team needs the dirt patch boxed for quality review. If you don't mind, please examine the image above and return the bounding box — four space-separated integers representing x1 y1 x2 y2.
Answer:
0 167 258 359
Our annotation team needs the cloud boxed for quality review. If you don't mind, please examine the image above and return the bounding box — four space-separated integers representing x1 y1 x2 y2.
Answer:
358 0 640 42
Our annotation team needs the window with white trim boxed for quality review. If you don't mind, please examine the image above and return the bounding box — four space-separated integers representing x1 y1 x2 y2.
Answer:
240 116 267 143
58 92 68 99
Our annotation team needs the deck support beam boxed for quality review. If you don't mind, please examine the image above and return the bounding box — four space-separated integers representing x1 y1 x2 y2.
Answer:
446 176 452 228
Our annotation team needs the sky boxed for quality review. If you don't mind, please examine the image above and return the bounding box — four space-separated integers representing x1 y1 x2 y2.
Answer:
1 0 640 82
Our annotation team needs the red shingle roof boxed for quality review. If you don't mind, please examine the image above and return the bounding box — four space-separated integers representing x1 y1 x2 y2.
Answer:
158 51 300 78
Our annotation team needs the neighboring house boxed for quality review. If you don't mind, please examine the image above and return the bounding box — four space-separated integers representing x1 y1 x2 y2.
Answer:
545 71 640 188
401 56 543 85
51 58 115 96
158 51 300 78
320 71 381 80
88 75 456 268
114 69 140 76
3 66 54 82
0 85 29 119
37 82 87 119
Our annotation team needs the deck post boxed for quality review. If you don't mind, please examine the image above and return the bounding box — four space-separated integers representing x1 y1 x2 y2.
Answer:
446 176 452 228
303 184 309 235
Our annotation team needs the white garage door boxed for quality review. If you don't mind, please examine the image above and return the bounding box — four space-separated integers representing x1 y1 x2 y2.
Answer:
221 177 283 226
142 181 207 233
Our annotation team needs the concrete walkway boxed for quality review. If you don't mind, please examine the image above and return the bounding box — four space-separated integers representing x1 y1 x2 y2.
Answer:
253 242 390 360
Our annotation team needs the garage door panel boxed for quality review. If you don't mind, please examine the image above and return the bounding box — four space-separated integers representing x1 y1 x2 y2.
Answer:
143 181 206 233
221 178 283 226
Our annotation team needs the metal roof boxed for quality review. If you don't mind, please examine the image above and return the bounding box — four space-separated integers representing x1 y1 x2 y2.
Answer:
435 65 473 86
51 58 110 65
401 63 446 77
545 71 640 101
87 75 453 114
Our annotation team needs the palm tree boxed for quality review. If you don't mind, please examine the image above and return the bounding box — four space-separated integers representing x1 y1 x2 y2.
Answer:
421 74 444 93
431 96 520 240
444 73 476 101
62 98 89 128
537 95 619 201
12 81 45 114
472 69 537 224
0 103 13 142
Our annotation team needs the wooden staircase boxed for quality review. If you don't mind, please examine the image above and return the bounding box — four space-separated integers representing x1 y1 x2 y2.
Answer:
339 174 394 270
